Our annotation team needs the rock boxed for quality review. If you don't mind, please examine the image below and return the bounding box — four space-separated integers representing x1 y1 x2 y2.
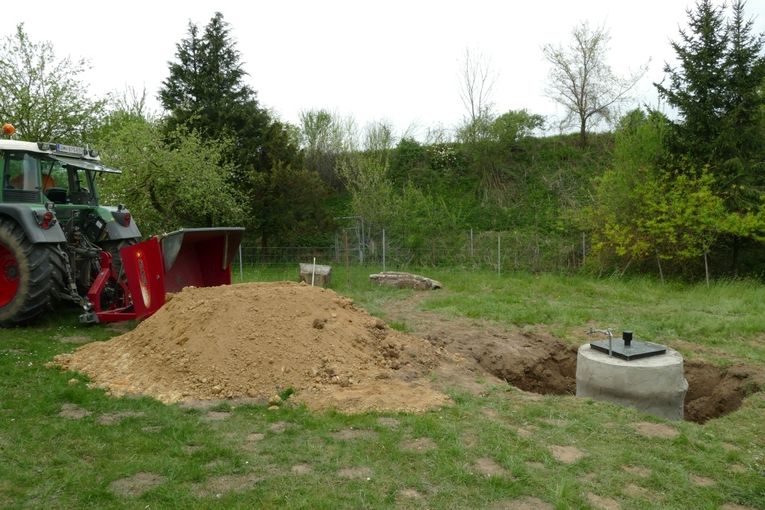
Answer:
368 272 442 290
268 394 282 406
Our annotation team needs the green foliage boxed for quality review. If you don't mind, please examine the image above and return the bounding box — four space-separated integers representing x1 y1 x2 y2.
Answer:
586 108 765 275
299 109 347 188
251 161 333 246
0 23 106 143
94 112 243 234
490 109 545 145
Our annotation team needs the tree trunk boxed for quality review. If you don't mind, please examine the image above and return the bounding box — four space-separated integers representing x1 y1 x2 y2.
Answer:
579 117 587 147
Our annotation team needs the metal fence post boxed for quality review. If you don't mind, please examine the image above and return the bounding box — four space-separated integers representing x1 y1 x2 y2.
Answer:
382 228 386 273
497 232 501 276
238 244 243 281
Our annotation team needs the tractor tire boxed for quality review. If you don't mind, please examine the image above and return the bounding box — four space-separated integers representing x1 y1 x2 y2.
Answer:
0 217 65 326
99 238 139 280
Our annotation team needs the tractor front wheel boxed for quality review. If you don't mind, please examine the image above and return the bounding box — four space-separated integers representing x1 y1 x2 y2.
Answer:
0 217 63 325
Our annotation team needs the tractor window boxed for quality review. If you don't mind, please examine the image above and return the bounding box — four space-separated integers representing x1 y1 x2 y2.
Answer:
2 153 42 203
43 160 69 204
69 167 95 205
4 153 41 191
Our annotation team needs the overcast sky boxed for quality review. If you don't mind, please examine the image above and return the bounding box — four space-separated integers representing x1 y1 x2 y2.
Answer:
3 0 765 139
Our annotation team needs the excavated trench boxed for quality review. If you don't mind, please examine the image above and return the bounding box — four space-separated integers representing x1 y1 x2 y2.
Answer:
475 343 761 424
416 319 760 424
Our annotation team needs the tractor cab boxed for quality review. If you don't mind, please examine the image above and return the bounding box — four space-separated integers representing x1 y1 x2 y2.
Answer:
0 127 243 326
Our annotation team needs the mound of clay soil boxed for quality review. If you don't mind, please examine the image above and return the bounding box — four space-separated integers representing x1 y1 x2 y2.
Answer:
54 282 450 413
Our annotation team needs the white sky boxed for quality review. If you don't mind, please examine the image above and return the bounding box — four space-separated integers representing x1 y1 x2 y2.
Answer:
3 0 765 139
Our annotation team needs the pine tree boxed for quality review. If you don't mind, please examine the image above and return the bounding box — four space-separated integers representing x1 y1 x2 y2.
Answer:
656 0 730 163
159 13 258 140
159 12 320 247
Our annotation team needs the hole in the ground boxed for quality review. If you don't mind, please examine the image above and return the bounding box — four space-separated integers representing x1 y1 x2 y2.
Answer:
473 341 760 424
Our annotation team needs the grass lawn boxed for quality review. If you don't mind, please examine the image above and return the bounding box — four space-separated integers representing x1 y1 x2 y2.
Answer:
1 266 763 509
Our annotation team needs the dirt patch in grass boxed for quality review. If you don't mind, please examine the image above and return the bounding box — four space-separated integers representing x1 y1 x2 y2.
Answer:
632 422 679 439
400 437 437 453
202 411 231 422
398 488 424 499
58 403 90 420
337 466 372 479
491 496 554 510
376 417 400 428
330 428 378 440
54 282 450 414
621 465 651 477
290 464 313 475
109 472 166 497
690 474 715 487
549 445 585 464
97 411 144 425
587 493 621 510
191 473 262 497
269 421 292 433
246 433 265 442
721 504 759 510
473 457 508 477
622 483 660 501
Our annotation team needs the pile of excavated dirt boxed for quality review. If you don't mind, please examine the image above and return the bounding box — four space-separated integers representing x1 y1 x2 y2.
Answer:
54 282 451 413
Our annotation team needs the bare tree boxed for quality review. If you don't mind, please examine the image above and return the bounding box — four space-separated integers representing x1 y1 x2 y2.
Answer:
543 22 646 146
458 48 496 143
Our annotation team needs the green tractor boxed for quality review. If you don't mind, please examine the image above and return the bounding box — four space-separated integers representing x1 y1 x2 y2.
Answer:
0 127 243 325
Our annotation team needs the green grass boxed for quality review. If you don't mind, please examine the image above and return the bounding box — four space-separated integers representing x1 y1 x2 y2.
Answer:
1 268 764 509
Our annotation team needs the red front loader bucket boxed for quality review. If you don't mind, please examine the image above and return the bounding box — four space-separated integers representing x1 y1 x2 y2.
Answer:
160 227 245 293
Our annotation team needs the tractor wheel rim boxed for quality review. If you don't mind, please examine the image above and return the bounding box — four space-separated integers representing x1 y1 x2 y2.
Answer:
0 243 20 307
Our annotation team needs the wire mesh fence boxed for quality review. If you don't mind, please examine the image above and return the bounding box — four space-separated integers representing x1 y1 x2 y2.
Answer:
236 227 588 274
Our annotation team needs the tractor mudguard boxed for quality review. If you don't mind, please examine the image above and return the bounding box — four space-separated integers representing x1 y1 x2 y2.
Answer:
103 214 142 240
160 227 245 293
0 205 67 243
